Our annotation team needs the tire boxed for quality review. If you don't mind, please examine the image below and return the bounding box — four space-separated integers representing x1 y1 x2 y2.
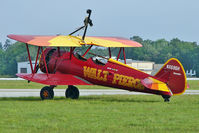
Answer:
65 86 79 99
162 95 170 102
40 86 54 100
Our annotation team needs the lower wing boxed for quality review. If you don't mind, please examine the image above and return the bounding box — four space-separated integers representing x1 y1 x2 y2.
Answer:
17 73 92 85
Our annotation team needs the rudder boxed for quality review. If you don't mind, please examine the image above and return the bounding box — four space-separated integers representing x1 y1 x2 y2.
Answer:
154 58 187 95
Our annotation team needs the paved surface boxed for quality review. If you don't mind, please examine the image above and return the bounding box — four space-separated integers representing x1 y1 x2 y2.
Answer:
0 89 198 97
1 78 199 80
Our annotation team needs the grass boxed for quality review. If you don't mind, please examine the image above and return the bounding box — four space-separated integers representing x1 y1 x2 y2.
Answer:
0 80 198 90
187 80 199 90
0 95 198 133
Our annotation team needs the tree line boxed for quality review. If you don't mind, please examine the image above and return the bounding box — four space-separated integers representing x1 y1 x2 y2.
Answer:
0 36 198 77
127 36 198 76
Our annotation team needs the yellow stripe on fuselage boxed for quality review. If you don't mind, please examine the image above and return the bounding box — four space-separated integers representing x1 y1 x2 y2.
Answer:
108 58 147 74
108 58 170 93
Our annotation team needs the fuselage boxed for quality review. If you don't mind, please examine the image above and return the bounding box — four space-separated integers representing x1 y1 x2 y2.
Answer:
39 48 171 96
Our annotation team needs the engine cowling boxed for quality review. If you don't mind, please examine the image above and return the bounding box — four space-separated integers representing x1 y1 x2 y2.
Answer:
39 48 56 73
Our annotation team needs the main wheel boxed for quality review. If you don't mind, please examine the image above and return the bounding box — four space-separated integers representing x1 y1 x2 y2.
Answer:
40 86 54 100
65 85 79 99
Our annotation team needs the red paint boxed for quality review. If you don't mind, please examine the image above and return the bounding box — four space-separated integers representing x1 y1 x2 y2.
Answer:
36 48 186 96
33 46 40 74
117 48 122 61
26 44 33 73
123 48 126 64
17 73 91 85
41 47 49 76
8 36 186 97
154 59 187 95
83 45 93 57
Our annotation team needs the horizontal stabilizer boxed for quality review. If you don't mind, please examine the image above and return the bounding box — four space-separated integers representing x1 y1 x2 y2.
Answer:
141 77 171 93
16 73 92 85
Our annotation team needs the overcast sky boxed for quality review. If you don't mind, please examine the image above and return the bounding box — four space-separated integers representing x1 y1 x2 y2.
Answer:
1 0 199 44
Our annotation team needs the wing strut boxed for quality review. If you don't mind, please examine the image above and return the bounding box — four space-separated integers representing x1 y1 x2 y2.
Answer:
117 48 122 61
25 45 41 75
26 44 33 73
41 47 49 76
33 46 40 74
116 47 126 64
69 47 77 59
108 47 112 58
82 45 93 57
57 47 60 57
123 47 126 64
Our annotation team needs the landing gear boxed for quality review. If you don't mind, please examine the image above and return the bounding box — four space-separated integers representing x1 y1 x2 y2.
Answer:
40 86 54 100
65 85 79 99
162 95 170 102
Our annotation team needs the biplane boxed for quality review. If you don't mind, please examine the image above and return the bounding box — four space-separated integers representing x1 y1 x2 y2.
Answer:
8 9 187 102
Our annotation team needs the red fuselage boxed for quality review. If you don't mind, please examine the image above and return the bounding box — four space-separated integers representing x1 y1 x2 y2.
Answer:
39 48 171 96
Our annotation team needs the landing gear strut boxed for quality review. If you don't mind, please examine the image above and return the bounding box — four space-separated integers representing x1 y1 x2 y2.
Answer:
162 95 170 102
40 86 55 100
65 85 79 99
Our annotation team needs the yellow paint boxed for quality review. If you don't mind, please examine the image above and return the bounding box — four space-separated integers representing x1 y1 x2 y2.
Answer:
108 58 147 74
148 77 170 92
84 37 126 47
112 74 120 84
83 66 108 82
112 73 145 90
102 71 109 82
78 36 130 47
49 35 82 47
83 66 144 90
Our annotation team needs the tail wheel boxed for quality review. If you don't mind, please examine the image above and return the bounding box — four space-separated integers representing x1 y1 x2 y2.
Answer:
162 95 170 102
65 85 79 99
40 86 54 100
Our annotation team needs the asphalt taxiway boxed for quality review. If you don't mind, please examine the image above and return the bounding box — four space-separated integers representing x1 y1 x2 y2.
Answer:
0 89 198 97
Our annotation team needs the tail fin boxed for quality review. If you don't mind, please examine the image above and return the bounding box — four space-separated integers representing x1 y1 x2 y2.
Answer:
154 58 187 95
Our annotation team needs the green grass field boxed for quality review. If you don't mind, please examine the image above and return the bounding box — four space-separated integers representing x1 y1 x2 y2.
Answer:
187 80 199 90
0 95 198 133
0 80 198 89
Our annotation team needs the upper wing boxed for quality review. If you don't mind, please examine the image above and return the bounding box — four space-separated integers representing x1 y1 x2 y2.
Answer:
7 34 142 48
7 34 82 47
83 36 142 47
16 73 92 85
141 77 170 92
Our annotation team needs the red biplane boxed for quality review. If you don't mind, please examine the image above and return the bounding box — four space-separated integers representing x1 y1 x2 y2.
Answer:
8 9 187 102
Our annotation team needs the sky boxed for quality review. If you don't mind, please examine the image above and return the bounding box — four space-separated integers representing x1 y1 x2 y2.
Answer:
1 0 199 44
